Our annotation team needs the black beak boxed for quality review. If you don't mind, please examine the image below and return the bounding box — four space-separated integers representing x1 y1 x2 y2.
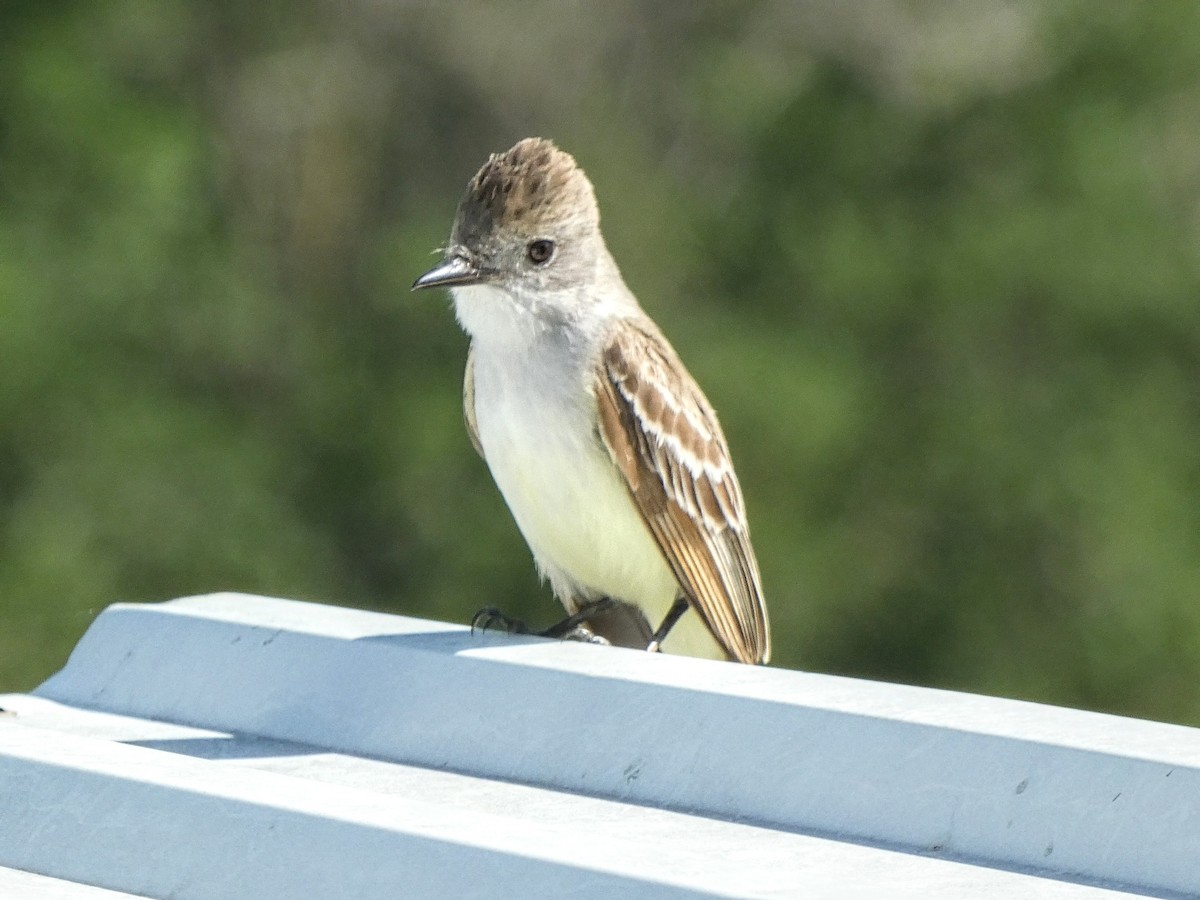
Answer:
411 254 483 290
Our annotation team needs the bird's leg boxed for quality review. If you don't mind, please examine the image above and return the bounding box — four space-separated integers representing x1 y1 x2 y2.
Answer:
540 597 617 641
471 598 616 644
646 596 690 653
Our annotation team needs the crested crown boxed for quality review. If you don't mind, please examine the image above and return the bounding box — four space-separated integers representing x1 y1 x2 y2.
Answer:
453 138 598 242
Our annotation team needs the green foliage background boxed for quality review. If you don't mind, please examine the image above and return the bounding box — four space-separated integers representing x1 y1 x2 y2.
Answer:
4 2 1200 724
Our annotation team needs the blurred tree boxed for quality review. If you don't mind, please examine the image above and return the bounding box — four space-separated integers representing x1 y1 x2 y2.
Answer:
2 1 1199 726
698 4 1200 722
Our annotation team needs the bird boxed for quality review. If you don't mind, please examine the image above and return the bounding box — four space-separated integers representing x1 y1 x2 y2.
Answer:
413 137 770 664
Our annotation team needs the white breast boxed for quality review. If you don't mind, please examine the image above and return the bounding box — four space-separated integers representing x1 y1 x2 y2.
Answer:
453 283 722 659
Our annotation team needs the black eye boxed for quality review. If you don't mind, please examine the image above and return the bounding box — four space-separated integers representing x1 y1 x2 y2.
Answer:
527 239 555 265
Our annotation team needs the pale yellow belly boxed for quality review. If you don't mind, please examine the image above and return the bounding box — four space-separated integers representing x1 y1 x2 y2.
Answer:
472 350 723 660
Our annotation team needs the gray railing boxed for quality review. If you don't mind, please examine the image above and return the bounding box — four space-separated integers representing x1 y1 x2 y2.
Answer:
0 593 1194 898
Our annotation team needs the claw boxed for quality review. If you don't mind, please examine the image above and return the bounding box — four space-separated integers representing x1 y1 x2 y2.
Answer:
470 607 532 635
469 599 619 645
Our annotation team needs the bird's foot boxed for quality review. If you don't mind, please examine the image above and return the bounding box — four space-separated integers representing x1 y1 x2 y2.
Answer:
471 606 533 635
554 625 611 645
540 597 616 638
471 599 616 645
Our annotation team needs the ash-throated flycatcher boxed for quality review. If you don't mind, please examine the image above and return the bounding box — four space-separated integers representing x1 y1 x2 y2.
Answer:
413 138 770 664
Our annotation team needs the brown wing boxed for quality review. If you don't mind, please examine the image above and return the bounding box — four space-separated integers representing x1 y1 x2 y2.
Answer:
463 344 484 458
594 318 770 664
